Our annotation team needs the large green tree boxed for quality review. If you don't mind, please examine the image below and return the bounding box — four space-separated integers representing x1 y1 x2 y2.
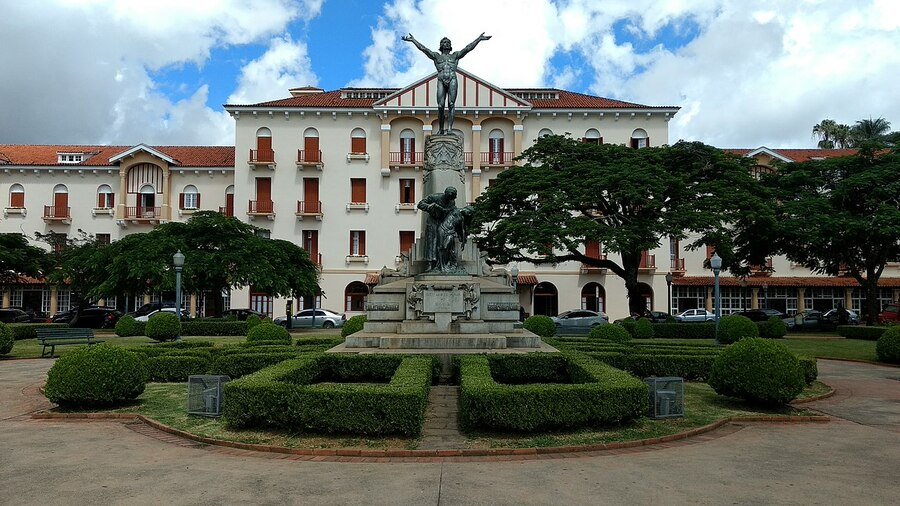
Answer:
35 231 116 323
471 136 769 314
96 212 320 315
0 233 48 285
761 146 900 325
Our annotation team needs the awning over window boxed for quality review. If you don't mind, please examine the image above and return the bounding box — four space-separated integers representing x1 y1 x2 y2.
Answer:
364 272 380 285
517 273 539 286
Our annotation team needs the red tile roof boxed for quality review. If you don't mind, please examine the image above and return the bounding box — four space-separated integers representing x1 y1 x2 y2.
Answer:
724 148 857 162
229 88 677 110
673 276 900 288
0 145 234 167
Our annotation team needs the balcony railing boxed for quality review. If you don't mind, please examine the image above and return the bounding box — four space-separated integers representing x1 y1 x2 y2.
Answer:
481 152 514 166
463 152 473 167
749 257 774 276
218 206 234 217
580 254 608 274
124 206 161 220
296 200 323 221
639 253 656 271
389 151 424 166
670 258 686 271
247 200 274 215
249 149 275 164
42 206 71 220
297 149 323 169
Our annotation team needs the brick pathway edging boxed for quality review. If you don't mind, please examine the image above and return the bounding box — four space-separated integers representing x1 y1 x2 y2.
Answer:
790 387 837 404
815 357 900 368
30 411 830 462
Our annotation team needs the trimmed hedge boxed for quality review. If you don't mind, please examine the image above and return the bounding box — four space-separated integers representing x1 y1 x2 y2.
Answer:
209 351 299 378
145 312 181 342
182 320 248 336
341 315 367 337
798 356 818 385
717 315 759 344
709 338 805 405
633 318 654 339
0 322 13 355
523 315 556 337
43 344 147 407
245 314 263 331
223 354 432 436
295 336 344 347
588 324 632 344
8 323 69 340
584 351 718 381
876 327 900 364
458 352 647 431
763 316 788 339
839 326 887 341
651 322 716 339
247 322 291 344
115 315 144 337
144 355 210 382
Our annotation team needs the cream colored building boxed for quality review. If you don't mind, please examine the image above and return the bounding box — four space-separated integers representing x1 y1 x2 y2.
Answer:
3 70 898 320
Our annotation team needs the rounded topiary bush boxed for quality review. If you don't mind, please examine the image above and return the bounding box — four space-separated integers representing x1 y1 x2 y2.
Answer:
708 338 805 405
0 322 14 355
589 324 631 343
634 318 654 339
717 314 759 344
876 326 900 364
115 314 142 337
245 314 262 333
766 316 788 339
145 312 181 342
43 344 147 407
247 322 291 344
523 315 556 338
619 319 636 337
341 315 367 337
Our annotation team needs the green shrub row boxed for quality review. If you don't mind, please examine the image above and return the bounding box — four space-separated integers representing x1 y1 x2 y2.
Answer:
838 326 887 341
181 320 248 336
589 325 631 343
7 323 69 340
223 354 432 436
583 351 717 381
0 323 14 355
294 336 344 347
876 327 900 364
145 355 210 382
458 352 647 432
651 322 717 339
209 351 300 379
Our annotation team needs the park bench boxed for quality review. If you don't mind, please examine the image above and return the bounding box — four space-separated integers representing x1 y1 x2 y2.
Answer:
35 328 104 358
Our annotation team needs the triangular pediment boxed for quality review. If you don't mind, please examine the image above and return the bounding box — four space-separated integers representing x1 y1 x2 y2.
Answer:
109 144 178 165
373 68 532 111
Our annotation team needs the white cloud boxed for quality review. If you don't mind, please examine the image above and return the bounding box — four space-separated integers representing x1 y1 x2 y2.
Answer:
0 0 321 145
226 36 319 105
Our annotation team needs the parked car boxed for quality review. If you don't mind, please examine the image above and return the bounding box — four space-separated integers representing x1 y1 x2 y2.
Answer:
613 311 672 324
273 309 346 329
792 310 836 331
551 309 608 332
52 306 122 329
11 307 49 323
878 303 900 324
135 307 190 322
675 308 716 322
822 308 860 325
0 308 31 323
734 309 795 329
129 301 175 318
221 308 267 321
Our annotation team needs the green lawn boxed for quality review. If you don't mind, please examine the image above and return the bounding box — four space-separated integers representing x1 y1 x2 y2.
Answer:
637 337 877 362
9 335 255 359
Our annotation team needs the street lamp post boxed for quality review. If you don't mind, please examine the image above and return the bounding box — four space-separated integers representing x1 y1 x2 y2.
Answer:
762 283 769 309
711 253 722 345
665 272 673 315
740 278 748 311
173 250 185 342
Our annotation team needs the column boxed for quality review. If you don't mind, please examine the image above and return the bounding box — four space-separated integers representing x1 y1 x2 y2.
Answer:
844 289 853 311
143 294 151 305
2 289 9 309
750 287 759 309
705 286 713 312
471 124 482 202
380 122 391 177
797 287 806 312
49 286 58 317
117 170 127 220
161 167 170 221
512 123 524 161
190 293 198 318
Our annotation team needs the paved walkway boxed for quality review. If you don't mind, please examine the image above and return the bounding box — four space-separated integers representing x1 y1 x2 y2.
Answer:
1 358 898 505
419 386 466 450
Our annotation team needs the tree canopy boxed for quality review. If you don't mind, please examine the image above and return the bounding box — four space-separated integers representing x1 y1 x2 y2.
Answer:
471 136 769 314
0 233 49 285
760 146 900 324
812 117 894 148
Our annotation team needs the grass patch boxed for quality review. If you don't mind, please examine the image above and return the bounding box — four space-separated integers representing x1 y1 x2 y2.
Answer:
794 381 832 400
780 338 877 361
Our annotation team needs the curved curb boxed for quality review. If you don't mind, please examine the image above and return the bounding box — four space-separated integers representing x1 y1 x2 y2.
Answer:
815 357 900 368
30 411 830 462
790 387 836 404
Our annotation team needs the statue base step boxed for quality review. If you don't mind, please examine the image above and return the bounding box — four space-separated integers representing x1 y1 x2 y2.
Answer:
343 330 542 349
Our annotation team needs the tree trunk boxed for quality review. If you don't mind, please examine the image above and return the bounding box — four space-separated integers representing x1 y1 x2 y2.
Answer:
621 251 645 316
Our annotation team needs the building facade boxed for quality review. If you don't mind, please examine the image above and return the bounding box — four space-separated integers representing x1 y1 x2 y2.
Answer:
2 70 898 320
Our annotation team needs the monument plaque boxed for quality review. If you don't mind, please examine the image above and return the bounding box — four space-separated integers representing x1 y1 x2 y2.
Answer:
423 288 464 314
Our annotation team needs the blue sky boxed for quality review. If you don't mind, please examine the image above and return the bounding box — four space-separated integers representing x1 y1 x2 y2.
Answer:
1 1 898 148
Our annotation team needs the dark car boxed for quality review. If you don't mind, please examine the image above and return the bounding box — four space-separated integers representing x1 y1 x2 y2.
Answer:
614 311 672 324
736 308 795 329
52 306 122 329
221 308 267 321
12 307 49 323
822 308 859 325
792 310 833 331
0 308 31 323
129 301 175 318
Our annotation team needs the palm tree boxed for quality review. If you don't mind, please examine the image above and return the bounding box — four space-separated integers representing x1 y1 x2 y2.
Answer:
850 117 891 145
812 119 837 148
832 124 852 149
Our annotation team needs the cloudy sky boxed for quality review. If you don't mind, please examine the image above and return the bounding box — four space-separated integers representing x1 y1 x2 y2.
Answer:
1 0 897 148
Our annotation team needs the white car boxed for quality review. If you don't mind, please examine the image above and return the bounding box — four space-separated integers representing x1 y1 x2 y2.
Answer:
675 308 716 322
135 307 189 322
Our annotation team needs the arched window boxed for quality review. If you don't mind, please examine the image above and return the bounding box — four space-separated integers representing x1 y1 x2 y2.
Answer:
581 283 606 313
180 184 199 210
344 281 369 312
139 184 156 216
303 127 320 163
583 128 602 145
400 129 416 164
222 185 235 216
538 128 553 138
637 282 654 312
254 127 274 162
488 129 505 164
97 184 114 209
533 281 558 316
51 184 69 218
630 128 649 149
350 127 367 154
8 184 25 208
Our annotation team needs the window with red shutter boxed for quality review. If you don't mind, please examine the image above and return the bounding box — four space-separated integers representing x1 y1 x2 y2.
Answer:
351 128 366 154
350 179 366 203
399 231 415 255
400 179 415 204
